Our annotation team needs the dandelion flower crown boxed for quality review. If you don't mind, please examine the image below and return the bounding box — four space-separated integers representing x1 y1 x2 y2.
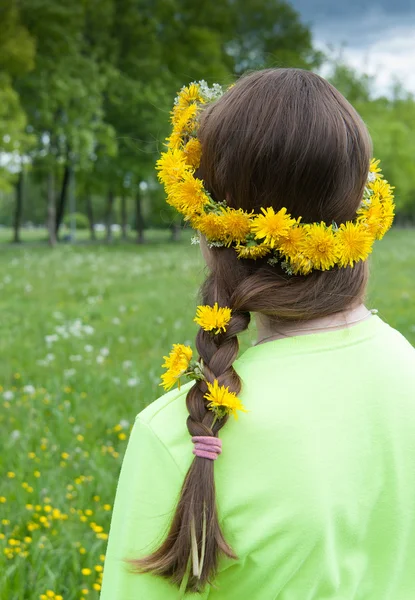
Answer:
158 80 396 425
156 80 395 276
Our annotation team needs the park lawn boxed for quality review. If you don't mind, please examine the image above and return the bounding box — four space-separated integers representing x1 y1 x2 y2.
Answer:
0 227 414 600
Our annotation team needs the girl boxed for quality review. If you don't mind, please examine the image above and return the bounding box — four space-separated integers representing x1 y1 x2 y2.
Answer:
100 69 415 599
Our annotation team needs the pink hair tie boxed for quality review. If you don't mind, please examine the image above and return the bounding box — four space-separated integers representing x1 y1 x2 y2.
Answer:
192 436 222 461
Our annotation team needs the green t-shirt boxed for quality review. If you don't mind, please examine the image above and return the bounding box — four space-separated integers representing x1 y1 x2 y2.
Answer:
100 315 415 599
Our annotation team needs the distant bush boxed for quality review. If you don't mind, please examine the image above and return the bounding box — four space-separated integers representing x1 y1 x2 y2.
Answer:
63 212 90 230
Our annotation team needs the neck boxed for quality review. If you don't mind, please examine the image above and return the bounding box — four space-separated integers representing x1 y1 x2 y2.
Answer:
255 303 371 345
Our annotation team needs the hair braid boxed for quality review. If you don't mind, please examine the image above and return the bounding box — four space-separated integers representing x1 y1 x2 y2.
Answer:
131 269 250 592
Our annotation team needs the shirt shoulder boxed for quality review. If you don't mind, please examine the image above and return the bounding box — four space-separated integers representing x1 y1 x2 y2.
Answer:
135 381 195 473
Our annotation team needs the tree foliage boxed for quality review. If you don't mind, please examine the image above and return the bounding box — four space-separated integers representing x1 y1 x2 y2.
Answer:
0 1 414 238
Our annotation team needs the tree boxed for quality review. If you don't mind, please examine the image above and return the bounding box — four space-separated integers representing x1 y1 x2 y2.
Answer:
0 2 36 243
327 60 415 219
13 0 117 243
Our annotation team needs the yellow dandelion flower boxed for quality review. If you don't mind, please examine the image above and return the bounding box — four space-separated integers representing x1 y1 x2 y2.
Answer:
170 103 198 138
277 225 307 259
156 149 190 188
368 178 394 203
183 138 202 169
176 83 203 107
219 208 252 244
235 243 270 260
369 158 381 174
160 344 193 391
204 380 248 420
302 223 338 271
288 253 314 275
251 207 296 248
336 222 374 267
169 172 209 217
357 199 383 237
194 212 227 242
82 568 92 576
377 196 395 240
194 302 232 334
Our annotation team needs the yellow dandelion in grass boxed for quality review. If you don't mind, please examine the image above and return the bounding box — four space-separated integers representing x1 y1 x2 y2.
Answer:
156 149 189 188
277 225 307 259
302 223 338 271
204 379 248 420
336 222 374 267
194 212 227 242
219 208 252 244
194 302 232 334
235 243 270 260
183 138 202 169
160 344 193 391
251 207 296 248
169 172 209 217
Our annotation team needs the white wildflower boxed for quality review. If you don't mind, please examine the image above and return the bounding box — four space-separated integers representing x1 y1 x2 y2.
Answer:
23 385 36 395
96 355 105 364
84 344 93 353
100 347 110 357
122 360 132 370
127 377 140 387
3 390 14 401
69 355 82 362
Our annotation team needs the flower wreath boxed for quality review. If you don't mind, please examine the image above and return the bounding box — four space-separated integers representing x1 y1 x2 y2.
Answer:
156 80 395 276
157 81 396 420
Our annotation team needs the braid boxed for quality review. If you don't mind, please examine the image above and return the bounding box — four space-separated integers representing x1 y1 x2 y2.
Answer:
131 269 250 592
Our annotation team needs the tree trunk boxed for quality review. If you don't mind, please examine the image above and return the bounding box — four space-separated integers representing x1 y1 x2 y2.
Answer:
121 195 128 240
170 222 182 242
105 189 115 242
55 162 72 237
47 171 57 247
135 189 145 244
86 193 96 241
13 170 24 243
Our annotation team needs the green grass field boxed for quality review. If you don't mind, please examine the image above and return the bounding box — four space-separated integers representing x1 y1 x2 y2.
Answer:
1 227 414 600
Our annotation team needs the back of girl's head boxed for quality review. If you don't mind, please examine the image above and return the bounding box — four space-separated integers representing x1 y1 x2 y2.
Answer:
198 68 371 224
130 68 372 592
197 68 372 320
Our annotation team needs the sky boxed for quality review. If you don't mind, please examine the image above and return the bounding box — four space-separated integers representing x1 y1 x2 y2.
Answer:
290 0 415 96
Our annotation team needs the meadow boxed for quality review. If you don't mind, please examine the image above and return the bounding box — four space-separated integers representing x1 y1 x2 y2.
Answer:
0 227 414 600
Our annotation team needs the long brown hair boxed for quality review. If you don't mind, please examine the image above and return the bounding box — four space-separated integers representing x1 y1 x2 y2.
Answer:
129 68 372 592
